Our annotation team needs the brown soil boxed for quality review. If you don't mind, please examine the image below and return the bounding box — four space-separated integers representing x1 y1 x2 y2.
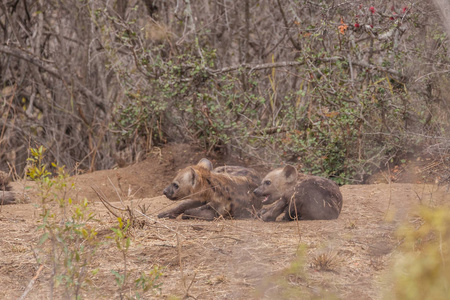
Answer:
1 144 449 299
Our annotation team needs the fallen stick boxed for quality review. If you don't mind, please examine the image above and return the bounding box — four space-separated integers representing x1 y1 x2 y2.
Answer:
19 264 44 300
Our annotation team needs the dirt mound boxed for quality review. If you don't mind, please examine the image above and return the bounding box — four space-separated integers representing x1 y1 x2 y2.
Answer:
70 144 206 202
367 151 450 186
9 143 232 204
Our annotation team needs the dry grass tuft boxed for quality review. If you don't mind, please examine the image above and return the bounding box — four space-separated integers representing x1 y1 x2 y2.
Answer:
345 219 357 229
369 257 384 271
311 251 339 271
207 275 227 286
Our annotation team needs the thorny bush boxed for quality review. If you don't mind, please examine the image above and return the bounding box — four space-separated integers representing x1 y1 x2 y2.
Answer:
1 1 449 183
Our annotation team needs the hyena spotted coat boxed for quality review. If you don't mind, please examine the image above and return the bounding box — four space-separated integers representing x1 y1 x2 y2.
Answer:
254 165 343 221
158 158 262 220
0 171 15 205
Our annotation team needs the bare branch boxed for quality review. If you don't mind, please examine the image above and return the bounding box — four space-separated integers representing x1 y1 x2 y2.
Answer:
276 0 301 50
206 56 404 79
0 45 106 112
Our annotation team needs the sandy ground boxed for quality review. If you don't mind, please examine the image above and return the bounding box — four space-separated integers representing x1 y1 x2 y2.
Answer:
1 144 449 299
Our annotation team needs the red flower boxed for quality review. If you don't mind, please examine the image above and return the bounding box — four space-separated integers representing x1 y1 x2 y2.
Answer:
369 6 375 14
370 24 373 28
354 23 360 28
402 7 408 13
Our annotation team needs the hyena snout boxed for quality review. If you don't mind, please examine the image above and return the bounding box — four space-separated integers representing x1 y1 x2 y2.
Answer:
163 186 175 200
253 187 264 196
163 187 169 196
254 186 277 205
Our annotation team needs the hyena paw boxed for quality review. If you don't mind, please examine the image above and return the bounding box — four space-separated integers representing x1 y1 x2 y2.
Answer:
258 207 269 217
157 211 178 219
258 208 273 219
261 212 277 222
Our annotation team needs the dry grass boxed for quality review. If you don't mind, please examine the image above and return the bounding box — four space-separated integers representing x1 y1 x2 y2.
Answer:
1 145 450 299
311 251 339 271
3 181 448 299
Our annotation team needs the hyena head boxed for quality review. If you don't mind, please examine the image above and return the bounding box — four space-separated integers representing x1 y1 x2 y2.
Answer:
0 170 11 191
253 165 298 205
163 158 213 201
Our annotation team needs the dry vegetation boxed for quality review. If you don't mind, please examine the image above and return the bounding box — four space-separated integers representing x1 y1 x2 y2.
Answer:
1 0 450 183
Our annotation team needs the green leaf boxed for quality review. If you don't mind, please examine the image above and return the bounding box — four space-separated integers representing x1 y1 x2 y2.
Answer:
38 232 49 246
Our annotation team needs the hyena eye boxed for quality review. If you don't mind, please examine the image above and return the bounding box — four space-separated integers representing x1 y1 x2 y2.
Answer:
173 183 179 189
264 180 271 186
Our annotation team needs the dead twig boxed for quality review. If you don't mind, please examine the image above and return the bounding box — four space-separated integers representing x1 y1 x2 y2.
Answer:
108 175 125 206
19 264 44 300
184 272 197 300
134 209 186 239
91 186 122 218
0 84 16 146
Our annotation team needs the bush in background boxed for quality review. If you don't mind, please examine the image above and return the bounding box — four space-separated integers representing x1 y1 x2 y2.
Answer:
1 0 449 183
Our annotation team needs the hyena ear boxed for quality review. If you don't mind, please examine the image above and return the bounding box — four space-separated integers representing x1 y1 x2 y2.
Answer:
282 165 298 183
197 158 213 171
189 167 199 186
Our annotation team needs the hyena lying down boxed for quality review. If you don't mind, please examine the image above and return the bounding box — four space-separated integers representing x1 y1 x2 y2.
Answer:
0 170 15 205
254 165 343 221
158 158 262 220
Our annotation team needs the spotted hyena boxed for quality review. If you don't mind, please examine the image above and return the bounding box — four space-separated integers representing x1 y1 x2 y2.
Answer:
253 165 343 221
158 158 262 220
0 170 15 205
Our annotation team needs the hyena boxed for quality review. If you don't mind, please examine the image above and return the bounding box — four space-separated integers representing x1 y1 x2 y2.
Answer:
0 170 15 205
253 165 343 221
158 158 262 220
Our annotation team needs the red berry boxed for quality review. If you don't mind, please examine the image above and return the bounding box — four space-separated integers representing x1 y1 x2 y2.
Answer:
354 23 360 28
369 6 375 14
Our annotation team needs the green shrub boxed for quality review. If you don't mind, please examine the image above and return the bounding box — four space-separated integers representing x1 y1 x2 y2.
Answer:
387 207 450 300
28 146 99 299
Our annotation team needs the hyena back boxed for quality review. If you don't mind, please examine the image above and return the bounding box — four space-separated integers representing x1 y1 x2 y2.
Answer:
159 158 262 220
254 165 343 221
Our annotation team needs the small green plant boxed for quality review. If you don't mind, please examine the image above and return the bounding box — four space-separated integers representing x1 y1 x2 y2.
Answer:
345 219 357 229
109 217 131 299
108 217 163 299
28 146 99 299
134 266 163 297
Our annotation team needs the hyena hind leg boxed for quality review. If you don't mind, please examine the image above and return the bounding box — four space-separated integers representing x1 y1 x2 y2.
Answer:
158 199 205 219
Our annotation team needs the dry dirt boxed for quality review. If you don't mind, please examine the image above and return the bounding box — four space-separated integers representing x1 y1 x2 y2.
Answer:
1 144 449 300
